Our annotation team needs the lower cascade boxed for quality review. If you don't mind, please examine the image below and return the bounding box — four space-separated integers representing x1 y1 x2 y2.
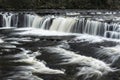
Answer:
0 12 120 39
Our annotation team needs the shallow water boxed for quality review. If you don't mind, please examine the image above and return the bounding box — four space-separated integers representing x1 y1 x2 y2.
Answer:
0 28 120 80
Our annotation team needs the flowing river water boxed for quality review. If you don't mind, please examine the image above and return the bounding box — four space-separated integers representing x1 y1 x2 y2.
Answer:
0 11 120 80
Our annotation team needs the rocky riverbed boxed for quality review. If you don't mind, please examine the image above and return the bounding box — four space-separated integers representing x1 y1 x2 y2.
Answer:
0 28 120 80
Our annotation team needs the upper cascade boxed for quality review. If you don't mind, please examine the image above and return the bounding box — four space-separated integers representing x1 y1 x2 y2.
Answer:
0 12 120 39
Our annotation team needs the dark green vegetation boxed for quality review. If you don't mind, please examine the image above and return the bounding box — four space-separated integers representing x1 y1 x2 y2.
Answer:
0 0 120 10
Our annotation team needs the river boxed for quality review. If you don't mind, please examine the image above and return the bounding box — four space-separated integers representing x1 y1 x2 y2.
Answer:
0 11 120 80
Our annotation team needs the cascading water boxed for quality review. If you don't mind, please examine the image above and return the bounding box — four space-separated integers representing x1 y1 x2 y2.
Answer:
0 12 14 27
1 11 120 80
0 12 120 39
50 17 77 32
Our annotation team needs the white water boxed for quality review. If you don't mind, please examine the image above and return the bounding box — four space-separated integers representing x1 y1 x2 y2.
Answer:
50 17 77 32
42 46 114 79
97 45 120 64
0 12 120 39
12 48 64 74
32 15 43 28
0 13 14 27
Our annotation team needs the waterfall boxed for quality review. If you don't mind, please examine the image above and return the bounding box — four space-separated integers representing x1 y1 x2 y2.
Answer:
0 12 14 27
0 12 120 39
25 14 35 27
50 17 77 32
32 15 43 28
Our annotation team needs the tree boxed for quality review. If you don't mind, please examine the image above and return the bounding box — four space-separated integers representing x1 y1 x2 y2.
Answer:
0 0 120 10
4 0 33 9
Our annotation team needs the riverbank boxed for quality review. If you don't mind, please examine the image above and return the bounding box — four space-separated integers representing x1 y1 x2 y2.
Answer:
0 0 120 10
0 9 120 16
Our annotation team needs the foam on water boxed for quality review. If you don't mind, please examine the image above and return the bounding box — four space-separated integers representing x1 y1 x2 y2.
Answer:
13 48 64 75
97 45 120 64
0 38 4 43
71 34 104 43
12 28 120 44
14 28 76 36
42 47 114 79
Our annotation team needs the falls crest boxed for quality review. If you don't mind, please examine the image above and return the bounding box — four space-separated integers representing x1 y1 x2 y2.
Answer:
0 12 120 39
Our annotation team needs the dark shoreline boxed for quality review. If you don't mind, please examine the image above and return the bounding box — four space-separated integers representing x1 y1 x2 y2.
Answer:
0 9 120 16
0 9 120 13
